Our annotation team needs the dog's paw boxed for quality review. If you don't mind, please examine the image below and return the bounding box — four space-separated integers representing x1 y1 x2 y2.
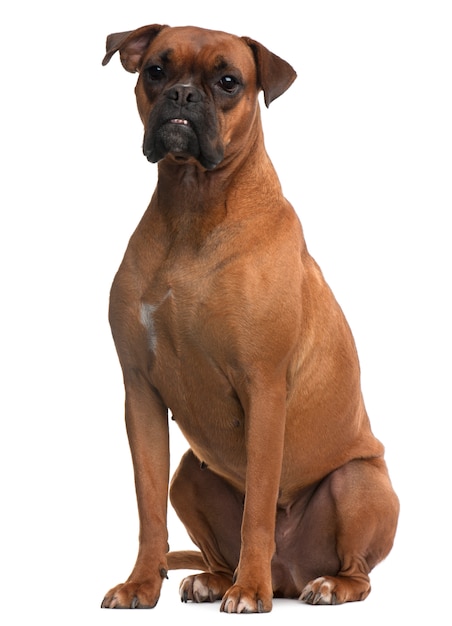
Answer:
180 572 231 603
220 583 272 613
300 577 337 605
300 575 371 605
101 579 162 609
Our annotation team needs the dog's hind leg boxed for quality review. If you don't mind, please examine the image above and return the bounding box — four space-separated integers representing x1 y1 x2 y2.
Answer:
299 457 399 605
168 449 243 603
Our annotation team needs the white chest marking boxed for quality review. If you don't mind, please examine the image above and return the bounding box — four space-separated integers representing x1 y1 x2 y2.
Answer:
140 290 172 354
140 303 158 353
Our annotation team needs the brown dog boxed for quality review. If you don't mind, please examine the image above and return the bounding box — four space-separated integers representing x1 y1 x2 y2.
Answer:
101 25 399 613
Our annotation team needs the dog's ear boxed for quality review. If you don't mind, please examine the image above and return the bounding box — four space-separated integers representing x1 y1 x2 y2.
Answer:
242 37 297 107
102 24 168 72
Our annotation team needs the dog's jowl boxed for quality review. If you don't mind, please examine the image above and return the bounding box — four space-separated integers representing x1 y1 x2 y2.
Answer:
101 25 399 613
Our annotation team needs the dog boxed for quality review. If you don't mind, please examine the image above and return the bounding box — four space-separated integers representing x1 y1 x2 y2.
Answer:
101 25 399 613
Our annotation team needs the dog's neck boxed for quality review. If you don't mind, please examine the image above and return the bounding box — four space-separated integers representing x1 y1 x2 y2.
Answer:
153 121 282 236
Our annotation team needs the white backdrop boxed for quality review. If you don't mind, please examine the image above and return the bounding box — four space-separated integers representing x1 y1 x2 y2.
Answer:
1 1 451 624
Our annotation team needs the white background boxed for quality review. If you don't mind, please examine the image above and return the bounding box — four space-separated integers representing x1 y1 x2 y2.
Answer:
1 1 451 624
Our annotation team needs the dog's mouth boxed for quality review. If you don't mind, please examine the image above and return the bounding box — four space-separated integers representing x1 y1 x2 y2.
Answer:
144 116 199 163
161 118 197 162
144 111 224 170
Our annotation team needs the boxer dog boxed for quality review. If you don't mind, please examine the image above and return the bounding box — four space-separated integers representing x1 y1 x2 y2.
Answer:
101 25 399 613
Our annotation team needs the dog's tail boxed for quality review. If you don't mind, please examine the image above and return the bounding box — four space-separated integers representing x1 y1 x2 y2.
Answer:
167 550 207 571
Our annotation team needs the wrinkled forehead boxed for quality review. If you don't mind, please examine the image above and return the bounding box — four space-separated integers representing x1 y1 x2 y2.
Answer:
142 26 256 75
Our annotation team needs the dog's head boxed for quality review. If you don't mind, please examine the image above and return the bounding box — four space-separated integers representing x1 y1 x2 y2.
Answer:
103 25 296 171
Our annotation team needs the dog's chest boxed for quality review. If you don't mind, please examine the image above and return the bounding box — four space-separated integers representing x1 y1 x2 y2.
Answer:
142 275 247 477
139 267 227 394
136 227 245 371
139 259 216 361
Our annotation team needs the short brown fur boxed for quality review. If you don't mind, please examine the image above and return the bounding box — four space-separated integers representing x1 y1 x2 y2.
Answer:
101 25 399 613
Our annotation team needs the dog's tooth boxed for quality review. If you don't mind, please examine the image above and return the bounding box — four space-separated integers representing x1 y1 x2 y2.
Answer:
170 118 189 125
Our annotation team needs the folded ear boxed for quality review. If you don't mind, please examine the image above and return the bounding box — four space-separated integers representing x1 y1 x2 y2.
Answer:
242 37 297 107
102 24 168 72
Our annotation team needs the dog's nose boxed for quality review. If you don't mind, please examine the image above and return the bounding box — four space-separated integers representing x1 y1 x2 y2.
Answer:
166 83 203 104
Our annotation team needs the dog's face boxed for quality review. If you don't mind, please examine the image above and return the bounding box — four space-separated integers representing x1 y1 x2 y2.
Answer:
103 25 297 170
137 27 259 170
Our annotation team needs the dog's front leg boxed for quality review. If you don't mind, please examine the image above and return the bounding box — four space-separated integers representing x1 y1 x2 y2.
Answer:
220 373 286 614
102 375 169 609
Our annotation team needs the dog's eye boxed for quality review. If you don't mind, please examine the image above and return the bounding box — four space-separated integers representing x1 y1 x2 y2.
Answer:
145 65 165 81
217 75 239 93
